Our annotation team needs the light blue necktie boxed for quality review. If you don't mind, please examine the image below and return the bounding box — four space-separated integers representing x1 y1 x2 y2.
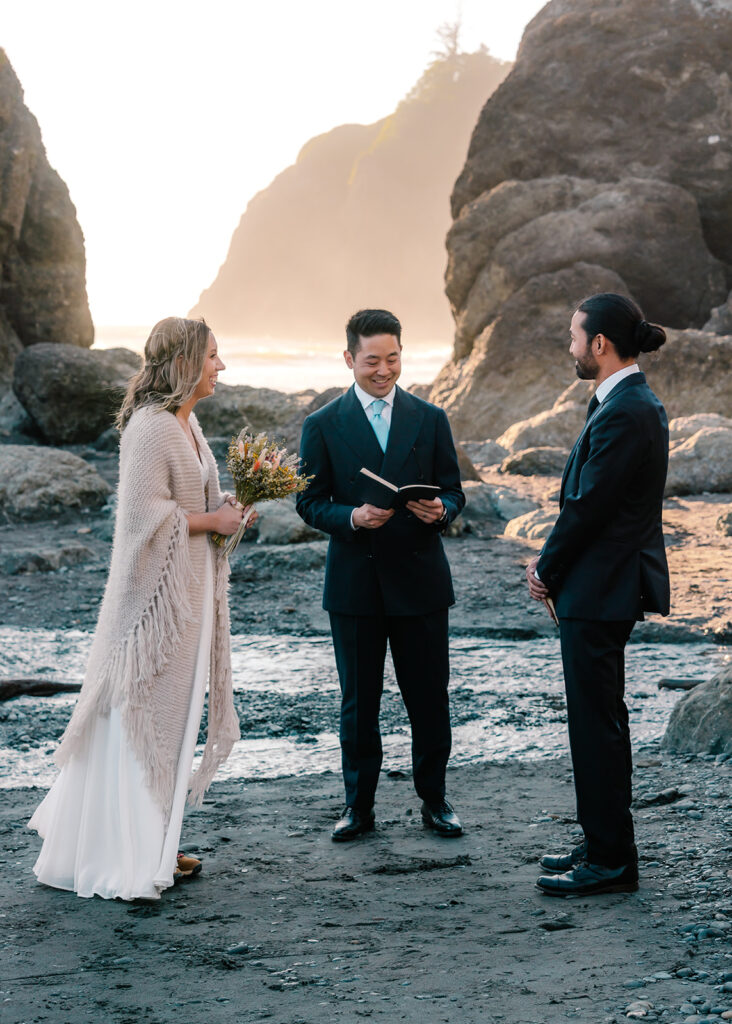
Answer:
368 399 389 452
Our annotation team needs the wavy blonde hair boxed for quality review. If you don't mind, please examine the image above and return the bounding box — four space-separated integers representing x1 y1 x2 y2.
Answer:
116 317 211 431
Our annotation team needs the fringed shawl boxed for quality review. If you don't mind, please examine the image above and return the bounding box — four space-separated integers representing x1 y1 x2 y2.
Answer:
55 406 240 817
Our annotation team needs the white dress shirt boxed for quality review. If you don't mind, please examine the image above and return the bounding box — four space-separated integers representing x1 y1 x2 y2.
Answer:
350 383 396 529
354 381 396 424
595 363 640 404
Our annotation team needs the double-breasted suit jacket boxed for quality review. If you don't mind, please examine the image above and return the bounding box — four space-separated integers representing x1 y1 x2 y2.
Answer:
295 385 465 615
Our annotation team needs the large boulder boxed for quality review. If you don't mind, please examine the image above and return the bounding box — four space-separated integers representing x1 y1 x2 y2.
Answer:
0 310 22 389
433 0 732 440
497 401 585 454
13 344 141 444
0 51 93 349
703 290 732 335
0 444 110 521
504 508 557 541
453 481 503 538
430 262 629 440
665 427 732 496
253 496 326 545
501 446 569 477
195 383 314 448
639 329 732 421
662 664 732 757
668 413 732 441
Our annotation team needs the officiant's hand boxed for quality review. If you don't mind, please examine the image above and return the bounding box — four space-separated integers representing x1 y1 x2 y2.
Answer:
406 497 444 524
526 556 549 601
353 504 395 529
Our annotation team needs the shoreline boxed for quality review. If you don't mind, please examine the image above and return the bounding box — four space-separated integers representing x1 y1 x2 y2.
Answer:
3 749 731 1023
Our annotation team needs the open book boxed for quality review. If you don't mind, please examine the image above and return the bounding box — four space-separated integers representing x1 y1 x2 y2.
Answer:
356 467 442 510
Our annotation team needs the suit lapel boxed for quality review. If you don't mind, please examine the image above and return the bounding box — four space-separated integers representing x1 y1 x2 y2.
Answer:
335 385 384 471
379 387 425 482
559 372 648 504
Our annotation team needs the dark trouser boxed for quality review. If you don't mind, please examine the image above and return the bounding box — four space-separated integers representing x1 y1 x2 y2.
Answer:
559 617 637 868
329 609 451 810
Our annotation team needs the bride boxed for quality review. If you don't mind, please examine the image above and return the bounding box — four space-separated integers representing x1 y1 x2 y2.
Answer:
29 317 254 900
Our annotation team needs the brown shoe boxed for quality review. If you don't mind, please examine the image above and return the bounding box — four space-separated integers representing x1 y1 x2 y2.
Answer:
175 852 202 878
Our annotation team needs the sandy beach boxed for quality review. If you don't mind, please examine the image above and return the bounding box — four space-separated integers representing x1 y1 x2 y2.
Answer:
2 752 732 1024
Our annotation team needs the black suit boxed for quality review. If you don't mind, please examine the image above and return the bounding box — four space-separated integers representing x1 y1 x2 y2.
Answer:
537 372 670 867
296 384 465 809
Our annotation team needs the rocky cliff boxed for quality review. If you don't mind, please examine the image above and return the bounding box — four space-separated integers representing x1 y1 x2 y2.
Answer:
431 0 732 439
0 50 93 386
191 51 510 342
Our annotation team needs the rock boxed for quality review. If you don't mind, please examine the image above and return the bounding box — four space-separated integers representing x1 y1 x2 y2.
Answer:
453 481 503 538
432 0 732 439
487 487 538 522
0 51 93 348
0 541 94 574
254 497 326 545
0 444 110 521
668 413 732 441
194 383 313 449
503 508 556 541
703 290 732 335
624 1000 653 1018
500 446 569 477
662 663 732 757
0 310 22 388
229 540 328 583
639 329 732 422
189 51 510 343
665 427 732 496
0 387 34 439
0 679 81 701
460 440 508 468
497 402 585 454
430 262 630 440
717 510 732 537
13 344 141 444
455 444 481 482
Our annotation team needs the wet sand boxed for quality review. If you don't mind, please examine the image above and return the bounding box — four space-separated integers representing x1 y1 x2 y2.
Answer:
3 751 732 1024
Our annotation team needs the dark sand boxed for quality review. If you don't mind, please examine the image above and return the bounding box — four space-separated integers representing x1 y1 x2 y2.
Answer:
2 752 732 1024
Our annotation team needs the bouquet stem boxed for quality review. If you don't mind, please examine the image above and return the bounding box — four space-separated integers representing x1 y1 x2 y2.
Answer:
210 505 256 558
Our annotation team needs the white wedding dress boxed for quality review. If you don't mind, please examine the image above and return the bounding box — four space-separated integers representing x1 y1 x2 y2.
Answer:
29 459 214 900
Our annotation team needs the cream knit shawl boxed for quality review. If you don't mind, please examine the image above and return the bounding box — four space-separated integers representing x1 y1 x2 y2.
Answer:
55 406 240 816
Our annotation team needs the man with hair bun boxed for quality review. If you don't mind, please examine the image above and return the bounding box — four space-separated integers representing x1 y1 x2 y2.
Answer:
526 292 670 897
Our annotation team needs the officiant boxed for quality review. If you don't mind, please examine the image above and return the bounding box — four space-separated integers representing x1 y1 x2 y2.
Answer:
296 309 465 841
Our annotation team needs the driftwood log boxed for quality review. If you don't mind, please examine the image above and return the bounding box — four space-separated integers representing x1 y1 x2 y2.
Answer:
657 678 704 691
0 679 81 701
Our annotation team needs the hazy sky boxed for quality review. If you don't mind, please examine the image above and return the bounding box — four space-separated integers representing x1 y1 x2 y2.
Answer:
3 0 546 328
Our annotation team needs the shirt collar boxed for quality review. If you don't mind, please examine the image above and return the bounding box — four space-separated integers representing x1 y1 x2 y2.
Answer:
596 363 640 404
353 381 396 409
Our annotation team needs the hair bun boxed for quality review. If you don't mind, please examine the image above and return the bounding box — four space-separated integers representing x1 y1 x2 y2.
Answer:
635 319 666 353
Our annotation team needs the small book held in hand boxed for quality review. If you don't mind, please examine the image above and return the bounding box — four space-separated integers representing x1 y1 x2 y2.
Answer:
356 467 441 510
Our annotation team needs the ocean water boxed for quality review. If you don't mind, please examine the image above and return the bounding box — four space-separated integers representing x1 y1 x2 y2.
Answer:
0 627 727 790
93 327 451 393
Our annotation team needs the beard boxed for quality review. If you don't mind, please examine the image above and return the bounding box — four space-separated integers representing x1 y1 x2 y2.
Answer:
574 346 599 380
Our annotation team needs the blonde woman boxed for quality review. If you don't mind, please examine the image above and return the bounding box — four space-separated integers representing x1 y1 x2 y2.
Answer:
29 317 254 900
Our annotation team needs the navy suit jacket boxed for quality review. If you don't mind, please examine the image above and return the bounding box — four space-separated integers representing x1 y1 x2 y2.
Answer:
295 385 465 616
536 373 670 620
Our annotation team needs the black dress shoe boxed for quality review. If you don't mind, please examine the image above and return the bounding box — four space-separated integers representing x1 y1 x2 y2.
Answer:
331 806 375 842
536 860 638 897
539 840 587 874
421 799 463 837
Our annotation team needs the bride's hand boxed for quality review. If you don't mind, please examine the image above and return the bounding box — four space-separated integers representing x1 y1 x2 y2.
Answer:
242 505 258 529
214 501 245 536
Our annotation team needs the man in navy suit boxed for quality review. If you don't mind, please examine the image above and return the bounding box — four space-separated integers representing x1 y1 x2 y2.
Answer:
296 309 465 840
526 292 670 897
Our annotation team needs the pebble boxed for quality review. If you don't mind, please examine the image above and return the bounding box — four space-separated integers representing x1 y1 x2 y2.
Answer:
625 1000 653 1018
723 982 732 994
225 942 250 955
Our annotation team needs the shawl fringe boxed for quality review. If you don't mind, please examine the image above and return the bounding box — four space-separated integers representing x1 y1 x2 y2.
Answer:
187 550 240 807
56 508 195 814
